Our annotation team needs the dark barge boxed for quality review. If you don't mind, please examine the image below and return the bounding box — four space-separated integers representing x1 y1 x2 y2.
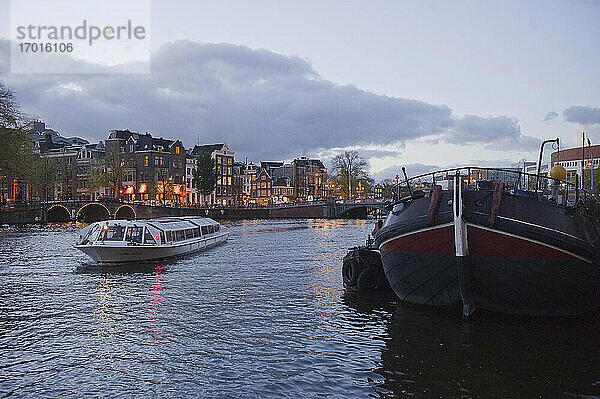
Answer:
374 165 600 317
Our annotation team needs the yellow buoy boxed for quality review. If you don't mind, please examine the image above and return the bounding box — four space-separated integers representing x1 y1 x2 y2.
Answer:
550 164 567 180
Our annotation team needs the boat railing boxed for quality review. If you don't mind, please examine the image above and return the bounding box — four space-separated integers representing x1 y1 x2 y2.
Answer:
391 166 600 217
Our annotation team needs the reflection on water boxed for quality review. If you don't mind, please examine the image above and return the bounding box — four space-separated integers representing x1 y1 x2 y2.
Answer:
146 265 168 342
94 278 115 338
0 220 599 397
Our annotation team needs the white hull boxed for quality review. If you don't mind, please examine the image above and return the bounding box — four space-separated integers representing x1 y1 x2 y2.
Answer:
76 231 229 263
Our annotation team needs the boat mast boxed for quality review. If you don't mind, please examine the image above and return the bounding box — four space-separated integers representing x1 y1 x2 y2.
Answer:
402 167 412 196
536 138 559 193
582 131 586 189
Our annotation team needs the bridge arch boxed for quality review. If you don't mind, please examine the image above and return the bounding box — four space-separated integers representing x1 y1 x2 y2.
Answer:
114 204 136 220
77 202 111 222
47 204 71 222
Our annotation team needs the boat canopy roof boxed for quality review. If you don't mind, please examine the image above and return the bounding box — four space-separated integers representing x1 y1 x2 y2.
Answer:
146 217 218 231
94 216 219 232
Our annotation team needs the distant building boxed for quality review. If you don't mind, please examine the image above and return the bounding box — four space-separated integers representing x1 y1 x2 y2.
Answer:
27 121 103 201
292 157 327 201
186 155 197 204
255 168 272 206
189 143 234 206
29 120 89 153
551 145 600 187
106 129 186 202
272 176 294 204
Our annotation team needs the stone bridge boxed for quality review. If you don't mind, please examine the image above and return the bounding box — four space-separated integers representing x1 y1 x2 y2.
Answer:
1 199 390 223
42 200 224 222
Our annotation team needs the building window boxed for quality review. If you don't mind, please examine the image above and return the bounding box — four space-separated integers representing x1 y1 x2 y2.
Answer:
155 156 159 166
217 157 222 164
144 156 148 166
175 146 180 154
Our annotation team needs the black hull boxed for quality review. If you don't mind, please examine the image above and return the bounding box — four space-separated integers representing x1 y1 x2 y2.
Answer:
461 223 600 316
381 249 460 306
375 187 600 316
376 191 460 307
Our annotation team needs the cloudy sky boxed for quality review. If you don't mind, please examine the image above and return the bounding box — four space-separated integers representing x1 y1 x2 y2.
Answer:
1 0 599 180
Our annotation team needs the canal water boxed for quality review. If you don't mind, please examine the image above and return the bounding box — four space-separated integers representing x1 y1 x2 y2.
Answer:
1 219 599 398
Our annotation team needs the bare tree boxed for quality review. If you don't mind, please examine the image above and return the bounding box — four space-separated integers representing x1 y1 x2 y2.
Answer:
331 150 371 199
92 147 125 198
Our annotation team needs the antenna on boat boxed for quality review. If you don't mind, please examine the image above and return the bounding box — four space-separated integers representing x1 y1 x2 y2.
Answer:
402 166 412 196
536 138 560 193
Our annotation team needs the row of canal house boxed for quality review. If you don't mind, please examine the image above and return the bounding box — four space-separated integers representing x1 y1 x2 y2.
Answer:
7 121 598 206
3 121 329 206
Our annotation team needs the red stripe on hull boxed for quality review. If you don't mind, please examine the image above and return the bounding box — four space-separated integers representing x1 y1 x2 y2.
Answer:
466 225 573 260
380 225 454 254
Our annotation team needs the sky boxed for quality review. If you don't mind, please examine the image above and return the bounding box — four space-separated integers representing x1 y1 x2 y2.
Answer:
1 0 599 180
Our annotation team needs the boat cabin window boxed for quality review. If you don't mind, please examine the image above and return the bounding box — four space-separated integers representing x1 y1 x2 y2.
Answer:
176 230 185 241
104 226 125 241
160 232 165 243
214 225 220 232
193 228 200 238
201 226 208 235
87 224 100 241
166 231 173 242
144 228 156 244
185 228 194 239
125 226 143 244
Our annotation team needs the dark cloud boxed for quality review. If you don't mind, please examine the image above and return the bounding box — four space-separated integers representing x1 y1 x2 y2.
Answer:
563 105 600 125
543 111 558 122
0 39 536 161
451 115 538 150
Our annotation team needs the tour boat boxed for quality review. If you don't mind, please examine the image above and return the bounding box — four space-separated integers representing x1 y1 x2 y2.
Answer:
75 216 229 263
374 163 600 317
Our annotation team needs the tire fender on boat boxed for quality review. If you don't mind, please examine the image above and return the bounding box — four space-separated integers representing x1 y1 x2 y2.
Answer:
342 254 363 286
357 268 379 292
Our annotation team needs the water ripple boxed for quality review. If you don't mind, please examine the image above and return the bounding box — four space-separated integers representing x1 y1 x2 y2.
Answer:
1 220 600 397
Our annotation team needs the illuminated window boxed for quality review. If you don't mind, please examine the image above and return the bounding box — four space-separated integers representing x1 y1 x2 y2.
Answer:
155 156 159 166
175 146 180 154
144 156 148 166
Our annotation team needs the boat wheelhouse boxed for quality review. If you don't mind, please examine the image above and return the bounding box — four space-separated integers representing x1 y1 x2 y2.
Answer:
75 216 228 263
